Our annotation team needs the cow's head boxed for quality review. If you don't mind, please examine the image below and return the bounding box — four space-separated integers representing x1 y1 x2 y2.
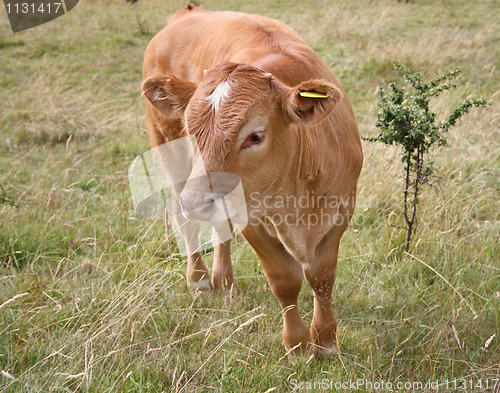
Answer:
142 62 342 223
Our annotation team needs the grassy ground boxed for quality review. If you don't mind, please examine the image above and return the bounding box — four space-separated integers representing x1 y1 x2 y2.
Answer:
0 0 498 391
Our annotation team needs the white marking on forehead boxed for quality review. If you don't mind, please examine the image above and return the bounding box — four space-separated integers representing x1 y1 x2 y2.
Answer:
206 81 232 111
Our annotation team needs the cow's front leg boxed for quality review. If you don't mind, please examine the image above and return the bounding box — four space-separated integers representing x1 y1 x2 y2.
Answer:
211 239 234 294
186 251 211 293
303 262 338 357
303 224 346 357
244 226 312 356
169 204 211 293
211 222 234 294
271 261 312 356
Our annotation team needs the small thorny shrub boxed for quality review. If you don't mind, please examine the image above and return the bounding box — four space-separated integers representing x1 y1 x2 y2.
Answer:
365 61 489 250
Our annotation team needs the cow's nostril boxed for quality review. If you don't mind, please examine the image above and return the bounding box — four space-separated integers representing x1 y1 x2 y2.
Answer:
202 204 214 215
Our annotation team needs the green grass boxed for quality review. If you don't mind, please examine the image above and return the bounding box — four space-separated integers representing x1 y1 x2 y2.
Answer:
0 0 498 392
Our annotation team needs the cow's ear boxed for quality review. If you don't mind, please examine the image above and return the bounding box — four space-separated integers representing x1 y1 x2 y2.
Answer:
142 74 198 116
283 79 342 124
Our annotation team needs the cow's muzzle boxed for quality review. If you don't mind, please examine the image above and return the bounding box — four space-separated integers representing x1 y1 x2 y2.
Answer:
179 189 225 222
178 172 247 225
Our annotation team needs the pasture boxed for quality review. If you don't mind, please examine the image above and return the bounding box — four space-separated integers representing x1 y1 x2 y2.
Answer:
0 0 498 391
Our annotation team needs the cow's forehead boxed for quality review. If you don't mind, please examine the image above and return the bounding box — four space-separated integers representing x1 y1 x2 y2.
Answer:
192 63 272 116
185 64 273 160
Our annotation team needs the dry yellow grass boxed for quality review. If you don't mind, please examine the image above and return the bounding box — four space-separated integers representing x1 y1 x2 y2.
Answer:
0 0 498 391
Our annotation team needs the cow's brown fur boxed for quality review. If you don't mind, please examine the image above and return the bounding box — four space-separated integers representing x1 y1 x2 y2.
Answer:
142 5 363 356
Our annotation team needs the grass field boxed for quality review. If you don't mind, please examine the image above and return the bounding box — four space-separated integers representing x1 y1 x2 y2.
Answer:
0 0 498 392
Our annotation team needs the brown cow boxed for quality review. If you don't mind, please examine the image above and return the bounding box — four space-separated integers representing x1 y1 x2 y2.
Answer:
142 4 363 356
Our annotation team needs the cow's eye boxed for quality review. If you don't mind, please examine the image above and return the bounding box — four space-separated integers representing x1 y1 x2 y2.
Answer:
241 130 265 150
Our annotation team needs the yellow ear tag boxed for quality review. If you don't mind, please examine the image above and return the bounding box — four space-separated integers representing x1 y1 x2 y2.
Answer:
299 91 328 99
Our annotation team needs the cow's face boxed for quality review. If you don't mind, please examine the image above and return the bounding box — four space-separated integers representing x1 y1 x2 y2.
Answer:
142 62 342 222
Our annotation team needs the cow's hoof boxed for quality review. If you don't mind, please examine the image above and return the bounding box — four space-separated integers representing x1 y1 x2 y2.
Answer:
313 343 339 358
225 282 237 297
212 276 236 296
284 342 314 359
189 278 212 295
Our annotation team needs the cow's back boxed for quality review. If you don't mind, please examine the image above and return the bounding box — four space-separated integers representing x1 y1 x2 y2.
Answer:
143 7 334 86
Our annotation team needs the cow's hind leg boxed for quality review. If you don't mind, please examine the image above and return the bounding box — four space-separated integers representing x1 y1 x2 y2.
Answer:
303 223 346 357
244 226 312 356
